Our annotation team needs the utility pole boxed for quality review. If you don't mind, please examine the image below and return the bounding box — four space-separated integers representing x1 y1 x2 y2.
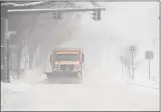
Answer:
3 20 16 82
1 6 16 82
5 31 16 83
1 6 10 82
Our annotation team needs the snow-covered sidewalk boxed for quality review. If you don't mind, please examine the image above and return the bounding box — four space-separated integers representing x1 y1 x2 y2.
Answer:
1 81 33 111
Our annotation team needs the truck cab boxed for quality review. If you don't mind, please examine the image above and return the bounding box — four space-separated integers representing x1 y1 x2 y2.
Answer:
49 48 84 80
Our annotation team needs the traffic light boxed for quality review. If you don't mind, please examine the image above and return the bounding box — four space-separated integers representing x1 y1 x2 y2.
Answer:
52 11 62 20
92 10 101 21
96 10 101 21
92 11 97 20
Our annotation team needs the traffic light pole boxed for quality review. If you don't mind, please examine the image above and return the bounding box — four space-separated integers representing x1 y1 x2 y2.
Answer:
8 8 105 14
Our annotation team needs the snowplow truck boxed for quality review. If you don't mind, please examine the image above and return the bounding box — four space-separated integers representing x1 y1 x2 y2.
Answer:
49 48 84 80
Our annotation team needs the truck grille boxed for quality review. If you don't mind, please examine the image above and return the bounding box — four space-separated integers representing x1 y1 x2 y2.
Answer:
60 64 74 71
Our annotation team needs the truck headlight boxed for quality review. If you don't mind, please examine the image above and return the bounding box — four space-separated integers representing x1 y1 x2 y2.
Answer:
55 64 60 68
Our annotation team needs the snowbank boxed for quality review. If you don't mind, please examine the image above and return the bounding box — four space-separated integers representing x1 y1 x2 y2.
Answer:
1 82 33 110
19 67 47 85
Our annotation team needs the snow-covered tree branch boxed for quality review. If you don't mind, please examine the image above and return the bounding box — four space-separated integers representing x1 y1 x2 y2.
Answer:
1 1 99 9
1 1 50 9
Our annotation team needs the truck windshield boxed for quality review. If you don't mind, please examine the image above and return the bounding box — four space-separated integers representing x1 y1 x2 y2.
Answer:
55 54 79 61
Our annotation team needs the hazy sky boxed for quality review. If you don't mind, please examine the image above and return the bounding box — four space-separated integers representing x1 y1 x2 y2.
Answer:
60 2 160 79
77 2 159 60
81 2 159 43
39 2 160 79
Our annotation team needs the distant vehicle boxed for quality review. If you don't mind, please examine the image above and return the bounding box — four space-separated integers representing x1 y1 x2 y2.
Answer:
49 48 84 80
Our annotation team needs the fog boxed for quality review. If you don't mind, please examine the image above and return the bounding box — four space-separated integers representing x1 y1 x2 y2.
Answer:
9 2 159 85
26 2 159 85
2 2 159 111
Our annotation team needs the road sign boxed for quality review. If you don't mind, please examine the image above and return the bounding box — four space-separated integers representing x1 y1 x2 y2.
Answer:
129 46 136 53
145 51 153 79
145 51 153 59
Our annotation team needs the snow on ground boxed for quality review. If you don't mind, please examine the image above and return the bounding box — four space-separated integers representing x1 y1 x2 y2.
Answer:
18 67 47 85
1 64 159 111
1 59 159 111
1 80 159 111
1 2 159 111
1 63 159 111
1 81 33 110
29 84 159 111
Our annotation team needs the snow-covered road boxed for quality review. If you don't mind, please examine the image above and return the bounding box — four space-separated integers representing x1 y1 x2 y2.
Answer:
1 80 159 111
1 2 159 111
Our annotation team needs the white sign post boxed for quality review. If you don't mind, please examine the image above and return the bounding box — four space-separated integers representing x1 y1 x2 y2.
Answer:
129 46 136 79
145 51 154 79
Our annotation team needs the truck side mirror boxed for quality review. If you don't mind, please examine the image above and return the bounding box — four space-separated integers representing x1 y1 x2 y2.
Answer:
82 54 84 62
50 53 52 61
49 52 53 65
